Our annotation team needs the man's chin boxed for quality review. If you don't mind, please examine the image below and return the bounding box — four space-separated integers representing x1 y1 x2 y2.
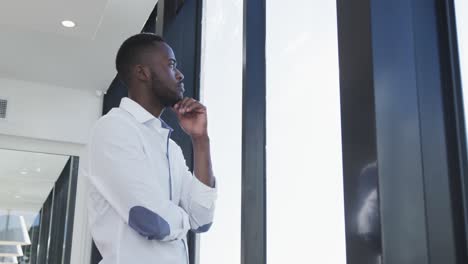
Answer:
168 97 182 107
176 93 184 102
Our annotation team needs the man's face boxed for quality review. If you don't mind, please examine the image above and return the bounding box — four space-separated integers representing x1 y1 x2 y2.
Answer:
146 42 185 107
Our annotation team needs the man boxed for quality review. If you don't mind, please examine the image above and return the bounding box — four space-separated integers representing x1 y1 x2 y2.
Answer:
83 33 217 264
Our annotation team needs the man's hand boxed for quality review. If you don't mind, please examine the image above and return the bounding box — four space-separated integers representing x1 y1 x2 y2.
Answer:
172 98 208 139
173 98 215 188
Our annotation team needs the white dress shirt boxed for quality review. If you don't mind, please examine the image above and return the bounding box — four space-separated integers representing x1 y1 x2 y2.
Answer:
81 97 217 264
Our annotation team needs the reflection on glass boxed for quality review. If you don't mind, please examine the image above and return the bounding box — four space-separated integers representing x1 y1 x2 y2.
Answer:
199 1 243 264
0 214 30 246
0 149 73 264
0 245 23 257
266 0 346 263
354 162 382 264
0 256 18 264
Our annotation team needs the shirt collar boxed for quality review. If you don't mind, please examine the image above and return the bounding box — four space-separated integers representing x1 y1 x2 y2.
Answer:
119 97 173 131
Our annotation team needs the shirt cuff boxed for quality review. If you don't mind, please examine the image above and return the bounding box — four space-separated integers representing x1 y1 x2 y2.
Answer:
190 176 218 209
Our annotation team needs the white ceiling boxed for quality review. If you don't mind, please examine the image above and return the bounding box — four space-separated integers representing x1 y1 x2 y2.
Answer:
0 0 158 93
0 149 69 216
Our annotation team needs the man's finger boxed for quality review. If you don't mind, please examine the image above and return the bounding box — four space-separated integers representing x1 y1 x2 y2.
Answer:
187 102 206 113
184 100 200 112
174 99 188 113
181 98 195 110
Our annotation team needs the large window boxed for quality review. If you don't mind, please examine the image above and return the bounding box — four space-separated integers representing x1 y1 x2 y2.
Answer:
200 1 345 263
266 1 346 263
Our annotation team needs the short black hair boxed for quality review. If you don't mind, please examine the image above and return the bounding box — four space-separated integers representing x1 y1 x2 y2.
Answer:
115 33 165 84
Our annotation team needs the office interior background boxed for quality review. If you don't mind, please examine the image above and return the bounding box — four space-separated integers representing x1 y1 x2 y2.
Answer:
0 0 467 263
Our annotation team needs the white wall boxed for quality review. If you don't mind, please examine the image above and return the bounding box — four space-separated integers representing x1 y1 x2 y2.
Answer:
0 77 101 264
70 169 93 264
0 77 102 145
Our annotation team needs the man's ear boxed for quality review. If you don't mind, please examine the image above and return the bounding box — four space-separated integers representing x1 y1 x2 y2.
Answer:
134 65 151 81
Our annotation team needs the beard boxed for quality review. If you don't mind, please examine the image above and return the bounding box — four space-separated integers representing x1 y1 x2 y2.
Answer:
150 71 181 107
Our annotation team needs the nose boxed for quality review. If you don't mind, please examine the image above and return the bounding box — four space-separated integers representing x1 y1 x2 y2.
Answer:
176 69 184 82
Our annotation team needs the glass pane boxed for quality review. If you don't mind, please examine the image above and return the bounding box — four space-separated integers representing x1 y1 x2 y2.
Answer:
199 1 243 264
266 1 347 263
27 214 40 264
455 0 468 133
48 160 71 264
36 194 52 264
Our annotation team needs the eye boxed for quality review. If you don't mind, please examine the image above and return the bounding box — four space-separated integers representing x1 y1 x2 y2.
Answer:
169 62 177 69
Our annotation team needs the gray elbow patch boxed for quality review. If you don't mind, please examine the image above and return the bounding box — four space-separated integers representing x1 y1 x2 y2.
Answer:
192 222 213 233
129 206 170 240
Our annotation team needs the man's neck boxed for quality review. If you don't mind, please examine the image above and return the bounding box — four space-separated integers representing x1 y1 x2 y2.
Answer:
129 94 164 118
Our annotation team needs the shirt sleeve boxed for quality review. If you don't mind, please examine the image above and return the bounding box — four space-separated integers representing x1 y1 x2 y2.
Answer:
88 115 190 241
175 145 218 233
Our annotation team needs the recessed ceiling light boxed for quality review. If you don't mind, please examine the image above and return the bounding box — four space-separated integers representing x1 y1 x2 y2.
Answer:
15 195 21 199
61 20 76 28
20 170 27 175
36 168 41 173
